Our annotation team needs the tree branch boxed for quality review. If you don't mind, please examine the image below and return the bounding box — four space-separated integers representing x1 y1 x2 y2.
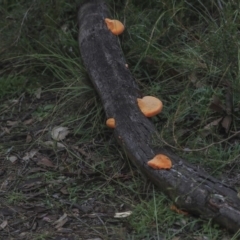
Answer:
78 0 240 232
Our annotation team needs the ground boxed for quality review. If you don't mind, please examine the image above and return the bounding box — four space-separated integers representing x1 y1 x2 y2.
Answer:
1 0 240 239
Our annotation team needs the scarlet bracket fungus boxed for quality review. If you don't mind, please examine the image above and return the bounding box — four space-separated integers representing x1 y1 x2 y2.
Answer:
105 18 125 35
147 154 172 170
170 205 188 215
106 118 116 128
137 96 163 117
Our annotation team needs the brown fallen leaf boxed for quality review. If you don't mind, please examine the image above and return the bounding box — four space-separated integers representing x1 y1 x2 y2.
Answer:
188 71 197 84
0 180 9 191
23 118 34 125
44 141 65 149
204 118 222 130
209 95 225 113
221 115 232 133
0 220 8 229
6 120 18 127
53 213 68 229
114 211 132 218
22 149 38 161
37 157 54 168
8 155 18 163
26 134 32 143
51 126 69 141
201 117 222 137
60 186 69 195
35 87 42 99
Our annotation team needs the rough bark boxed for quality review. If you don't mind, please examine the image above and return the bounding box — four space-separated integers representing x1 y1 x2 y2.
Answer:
78 0 240 233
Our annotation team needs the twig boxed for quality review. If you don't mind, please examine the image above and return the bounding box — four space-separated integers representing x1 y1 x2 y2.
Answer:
160 129 240 152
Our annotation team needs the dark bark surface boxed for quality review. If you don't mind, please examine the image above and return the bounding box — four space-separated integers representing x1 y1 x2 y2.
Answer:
78 0 240 233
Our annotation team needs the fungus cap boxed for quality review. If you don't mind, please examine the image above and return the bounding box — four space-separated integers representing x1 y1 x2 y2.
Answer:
106 118 116 128
147 154 172 169
137 96 163 117
105 18 125 35
170 205 188 215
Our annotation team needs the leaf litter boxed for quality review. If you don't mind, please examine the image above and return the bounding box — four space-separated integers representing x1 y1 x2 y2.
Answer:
0 92 134 239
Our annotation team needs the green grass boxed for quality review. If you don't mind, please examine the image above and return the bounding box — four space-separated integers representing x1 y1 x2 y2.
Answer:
1 0 240 239
128 190 223 239
6 191 26 204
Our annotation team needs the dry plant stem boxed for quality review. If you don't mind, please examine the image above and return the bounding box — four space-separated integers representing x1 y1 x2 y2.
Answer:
160 128 240 152
15 0 36 44
78 0 240 233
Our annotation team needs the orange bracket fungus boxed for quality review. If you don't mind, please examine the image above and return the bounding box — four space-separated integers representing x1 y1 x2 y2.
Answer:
104 18 125 35
137 96 163 117
106 118 116 128
147 154 172 170
170 205 188 215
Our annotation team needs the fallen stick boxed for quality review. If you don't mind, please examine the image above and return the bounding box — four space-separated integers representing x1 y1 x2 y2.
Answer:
78 0 240 233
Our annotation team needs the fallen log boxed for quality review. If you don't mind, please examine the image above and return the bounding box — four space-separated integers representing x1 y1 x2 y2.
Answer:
78 0 240 233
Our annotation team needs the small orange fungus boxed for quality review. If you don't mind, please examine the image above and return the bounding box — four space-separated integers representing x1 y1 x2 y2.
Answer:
137 96 163 117
105 18 125 35
147 154 172 170
106 118 116 128
170 205 188 215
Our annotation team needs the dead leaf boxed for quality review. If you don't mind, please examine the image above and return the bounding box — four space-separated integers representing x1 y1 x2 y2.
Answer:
0 180 9 190
35 87 42 99
188 71 197 84
60 186 69 195
114 211 132 218
0 220 8 229
22 149 38 161
221 115 232 133
72 208 79 217
19 232 27 237
195 81 204 88
43 216 53 223
203 118 222 130
61 24 69 33
23 118 34 125
209 95 225 113
26 134 32 143
53 213 68 229
201 117 222 137
188 71 204 88
51 126 69 141
44 141 66 149
8 155 18 163
37 157 54 168
6 120 18 127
